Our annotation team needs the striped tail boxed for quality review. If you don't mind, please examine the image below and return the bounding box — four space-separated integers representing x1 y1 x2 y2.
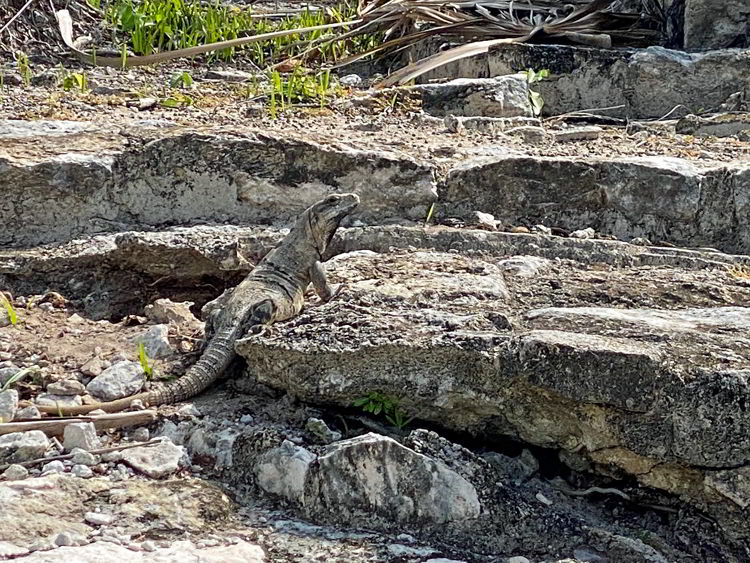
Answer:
144 324 241 406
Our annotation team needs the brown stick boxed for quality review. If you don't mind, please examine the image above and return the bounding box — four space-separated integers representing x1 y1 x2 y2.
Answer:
0 410 157 437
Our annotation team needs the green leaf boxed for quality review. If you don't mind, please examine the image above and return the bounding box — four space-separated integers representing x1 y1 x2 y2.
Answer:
529 90 544 117
352 397 370 407
0 295 17 325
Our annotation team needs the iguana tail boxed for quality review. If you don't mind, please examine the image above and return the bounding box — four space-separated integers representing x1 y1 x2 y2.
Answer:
34 325 241 416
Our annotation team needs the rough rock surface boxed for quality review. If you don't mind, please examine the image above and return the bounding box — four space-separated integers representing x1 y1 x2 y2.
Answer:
413 75 532 117
683 0 750 49
442 154 750 254
120 438 184 478
235 245 750 537
418 42 750 118
86 361 145 401
251 433 479 527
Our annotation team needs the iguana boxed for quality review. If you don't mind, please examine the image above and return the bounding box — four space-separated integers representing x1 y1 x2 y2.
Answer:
35 193 360 415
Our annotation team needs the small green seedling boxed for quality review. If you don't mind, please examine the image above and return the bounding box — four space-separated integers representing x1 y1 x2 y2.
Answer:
62 72 88 93
424 203 436 226
0 366 36 392
138 342 154 378
170 71 194 89
520 68 549 117
16 51 31 87
353 391 415 430
0 294 17 325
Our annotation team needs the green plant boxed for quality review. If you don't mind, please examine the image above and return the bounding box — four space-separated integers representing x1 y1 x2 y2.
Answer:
353 392 415 429
170 70 194 89
160 92 194 108
520 68 549 117
138 342 154 378
16 51 31 87
61 71 89 93
0 294 17 325
424 202 436 226
0 366 35 392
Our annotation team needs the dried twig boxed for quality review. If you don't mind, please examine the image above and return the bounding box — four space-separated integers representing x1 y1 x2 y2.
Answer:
0 438 162 472
0 410 157 437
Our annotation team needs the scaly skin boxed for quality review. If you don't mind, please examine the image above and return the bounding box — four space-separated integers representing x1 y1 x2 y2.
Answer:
34 193 360 415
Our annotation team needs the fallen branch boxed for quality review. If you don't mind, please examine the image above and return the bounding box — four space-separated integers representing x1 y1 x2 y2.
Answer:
0 438 162 472
0 410 157 437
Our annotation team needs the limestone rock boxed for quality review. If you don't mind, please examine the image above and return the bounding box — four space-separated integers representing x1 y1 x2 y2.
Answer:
255 440 315 502
46 379 86 396
414 75 532 118
63 422 100 451
303 433 480 525
35 393 83 408
0 389 18 422
144 298 200 328
86 361 145 401
120 438 183 478
130 324 172 359
0 431 49 464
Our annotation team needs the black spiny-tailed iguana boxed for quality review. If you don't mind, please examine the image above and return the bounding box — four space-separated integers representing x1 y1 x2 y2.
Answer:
35 193 360 415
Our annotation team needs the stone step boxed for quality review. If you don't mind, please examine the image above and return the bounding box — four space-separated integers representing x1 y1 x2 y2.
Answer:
415 42 750 119
2 224 749 319
3 119 749 255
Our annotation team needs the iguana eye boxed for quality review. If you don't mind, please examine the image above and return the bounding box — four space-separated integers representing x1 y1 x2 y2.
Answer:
325 195 340 204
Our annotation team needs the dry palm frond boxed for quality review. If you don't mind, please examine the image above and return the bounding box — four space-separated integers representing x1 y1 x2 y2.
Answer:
301 0 662 86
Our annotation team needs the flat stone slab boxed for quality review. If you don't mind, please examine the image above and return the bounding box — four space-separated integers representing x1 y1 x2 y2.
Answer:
0 122 435 248
235 246 750 531
4 119 750 255
442 154 750 255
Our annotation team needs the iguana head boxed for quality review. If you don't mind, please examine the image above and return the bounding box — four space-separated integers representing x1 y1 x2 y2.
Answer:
303 193 360 255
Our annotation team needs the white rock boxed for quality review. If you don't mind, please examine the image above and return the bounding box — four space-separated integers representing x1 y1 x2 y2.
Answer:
85 511 116 526
144 299 200 328
72 464 94 478
16 405 41 419
535 492 553 505
304 433 481 525
340 73 363 87
86 361 145 401
41 460 66 474
130 324 172 359
498 256 552 278
0 541 29 557
63 422 101 451
569 227 596 239
0 430 49 464
2 463 29 480
255 440 315 502
507 557 531 563
120 438 183 478
46 379 86 396
36 393 83 408
80 357 104 377
305 417 341 444
0 389 19 422
71 448 98 465
0 365 20 385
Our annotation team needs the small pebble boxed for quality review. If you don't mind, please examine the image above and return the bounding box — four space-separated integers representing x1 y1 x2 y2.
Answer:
85 511 116 526
141 540 157 552
131 427 150 442
535 492 553 506
2 464 29 480
239 414 254 424
71 448 98 466
72 464 94 478
569 227 595 239
41 460 66 474
54 532 74 547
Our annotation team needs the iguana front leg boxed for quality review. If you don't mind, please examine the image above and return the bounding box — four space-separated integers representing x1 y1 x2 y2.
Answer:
309 261 338 302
